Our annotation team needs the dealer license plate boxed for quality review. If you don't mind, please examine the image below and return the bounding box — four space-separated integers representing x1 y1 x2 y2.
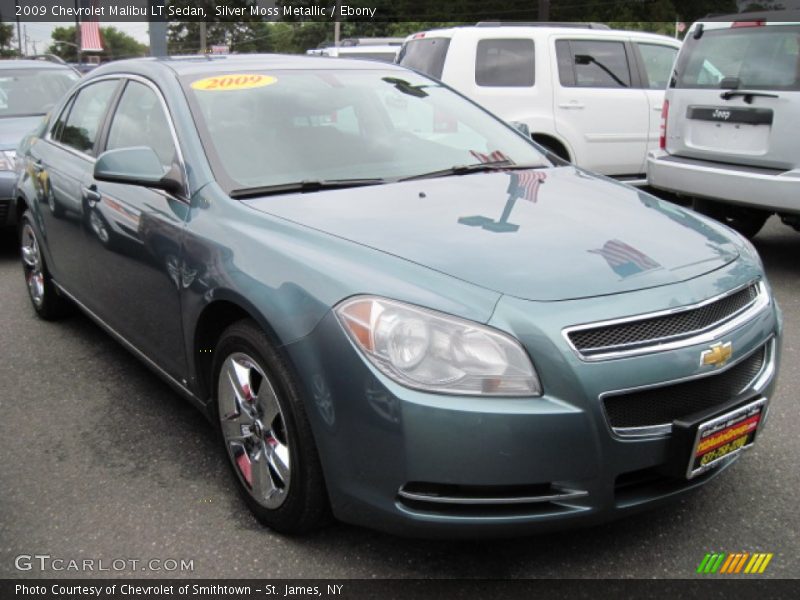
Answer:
686 398 766 479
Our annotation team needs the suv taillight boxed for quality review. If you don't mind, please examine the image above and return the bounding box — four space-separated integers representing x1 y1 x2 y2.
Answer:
659 100 669 150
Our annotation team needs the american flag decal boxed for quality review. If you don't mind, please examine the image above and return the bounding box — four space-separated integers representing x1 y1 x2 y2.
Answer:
507 171 546 203
589 239 661 278
79 0 103 52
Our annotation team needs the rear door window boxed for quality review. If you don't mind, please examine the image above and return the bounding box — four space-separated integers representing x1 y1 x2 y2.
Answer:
475 39 535 87
397 38 451 79
674 25 800 90
557 39 632 88
636 43 678 89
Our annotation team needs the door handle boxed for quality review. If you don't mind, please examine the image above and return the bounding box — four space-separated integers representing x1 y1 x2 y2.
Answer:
558 102 585 110
82 186 102 206
653 105 663 112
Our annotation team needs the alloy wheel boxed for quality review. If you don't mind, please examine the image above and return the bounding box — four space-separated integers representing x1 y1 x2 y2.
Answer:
218 352 291 509
20 223 45 307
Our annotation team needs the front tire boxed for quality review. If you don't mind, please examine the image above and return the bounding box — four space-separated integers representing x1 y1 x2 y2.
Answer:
212 320 328 534
19 210 71 320
693 198 769 239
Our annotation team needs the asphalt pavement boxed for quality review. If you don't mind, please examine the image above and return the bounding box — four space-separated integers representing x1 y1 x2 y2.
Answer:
1 216 798 579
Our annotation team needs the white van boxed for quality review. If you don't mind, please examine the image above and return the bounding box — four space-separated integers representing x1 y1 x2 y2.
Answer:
398 24 681 180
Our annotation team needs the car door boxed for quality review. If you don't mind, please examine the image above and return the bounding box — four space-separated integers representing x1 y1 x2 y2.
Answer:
553 37 649 176
631 41 679 171
85 78 190 382
31 78 121 307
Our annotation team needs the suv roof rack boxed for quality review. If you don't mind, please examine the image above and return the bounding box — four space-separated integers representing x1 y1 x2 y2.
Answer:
475 22 611 29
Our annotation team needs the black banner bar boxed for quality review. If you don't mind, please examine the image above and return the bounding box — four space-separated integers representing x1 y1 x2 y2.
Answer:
3 579 800 600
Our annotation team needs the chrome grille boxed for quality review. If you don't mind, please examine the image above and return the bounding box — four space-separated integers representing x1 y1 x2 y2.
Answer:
602 345 766 430
567 283 760 358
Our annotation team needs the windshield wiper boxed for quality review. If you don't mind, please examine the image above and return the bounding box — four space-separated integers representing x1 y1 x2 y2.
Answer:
720 90 779 104
229 178 387 199
399 160 547 182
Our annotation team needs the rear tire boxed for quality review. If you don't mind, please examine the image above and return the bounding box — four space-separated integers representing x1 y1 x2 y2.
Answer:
19 210 71 320
692 198 769 239
212 319 329 534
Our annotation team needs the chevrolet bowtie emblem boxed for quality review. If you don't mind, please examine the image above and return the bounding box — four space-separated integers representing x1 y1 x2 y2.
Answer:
701 342 733 368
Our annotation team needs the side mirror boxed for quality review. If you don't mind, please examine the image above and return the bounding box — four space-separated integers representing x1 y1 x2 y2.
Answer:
509 121 530 137
94 147 183 196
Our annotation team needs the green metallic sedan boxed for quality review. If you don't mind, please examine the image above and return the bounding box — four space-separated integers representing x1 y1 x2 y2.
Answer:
13 54 781 537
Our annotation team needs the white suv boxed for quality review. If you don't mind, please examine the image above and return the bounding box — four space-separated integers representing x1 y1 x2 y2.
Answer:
398 23 680 180
647 13 800 238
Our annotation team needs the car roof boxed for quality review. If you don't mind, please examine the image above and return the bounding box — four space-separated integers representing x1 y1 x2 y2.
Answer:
404 25 680 45
0 59 74 70
89 53 408 79
692 10 800 30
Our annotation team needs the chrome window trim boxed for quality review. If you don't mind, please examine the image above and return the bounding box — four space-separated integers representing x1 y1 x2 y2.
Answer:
397 487 588 505
601 337 776 439
562 279 768 361
44 73 192 201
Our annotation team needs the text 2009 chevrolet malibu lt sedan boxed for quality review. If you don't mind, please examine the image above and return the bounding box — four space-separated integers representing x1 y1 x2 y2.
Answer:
14 55 781 537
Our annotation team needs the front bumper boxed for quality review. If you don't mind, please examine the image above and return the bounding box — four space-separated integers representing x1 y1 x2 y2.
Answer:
647 150 800 214
285 267 781 538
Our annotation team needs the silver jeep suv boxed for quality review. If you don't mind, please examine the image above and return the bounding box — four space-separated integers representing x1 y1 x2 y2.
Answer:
647 13 800 238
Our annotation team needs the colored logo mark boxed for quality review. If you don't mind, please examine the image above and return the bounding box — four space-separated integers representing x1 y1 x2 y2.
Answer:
697 552 773 574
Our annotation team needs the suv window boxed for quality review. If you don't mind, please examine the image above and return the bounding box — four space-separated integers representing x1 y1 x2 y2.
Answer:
397 38 451 79
556 40 632 88
107 81 177 168
637 43 678 89
674 25 800 90
475 39 535 87
57 80 118 155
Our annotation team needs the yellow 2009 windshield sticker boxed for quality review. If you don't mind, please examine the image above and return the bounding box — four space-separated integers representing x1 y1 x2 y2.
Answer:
191 74 277 91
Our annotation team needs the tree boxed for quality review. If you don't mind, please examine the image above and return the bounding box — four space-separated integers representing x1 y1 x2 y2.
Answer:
48 26 147 62
0 22 17 57
168 0 273 54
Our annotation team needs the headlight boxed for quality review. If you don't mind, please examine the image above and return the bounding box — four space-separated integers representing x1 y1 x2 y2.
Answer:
335 296 541 397
0 150 15 171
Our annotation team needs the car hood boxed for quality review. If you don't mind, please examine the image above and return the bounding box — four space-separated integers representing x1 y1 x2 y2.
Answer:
242 167 740 301
0 116 43 150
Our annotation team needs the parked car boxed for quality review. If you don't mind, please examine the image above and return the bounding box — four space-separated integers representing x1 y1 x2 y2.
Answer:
15 55 780 537
647 12 800 238
397 23 681 181
0 57 78 230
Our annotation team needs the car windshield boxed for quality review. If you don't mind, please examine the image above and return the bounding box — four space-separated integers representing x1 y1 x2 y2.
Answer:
0 68 79 118
182 68 550 193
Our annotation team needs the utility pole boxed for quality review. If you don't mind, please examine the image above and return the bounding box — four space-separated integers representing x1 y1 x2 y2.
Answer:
199 22 207 54
334 1 340 46
538 0 550 21
148 0 168 57
75 0 82 64
15 1 23 55
23 25 27 56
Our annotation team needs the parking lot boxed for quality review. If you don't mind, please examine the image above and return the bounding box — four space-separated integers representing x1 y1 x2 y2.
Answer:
0 213 797 579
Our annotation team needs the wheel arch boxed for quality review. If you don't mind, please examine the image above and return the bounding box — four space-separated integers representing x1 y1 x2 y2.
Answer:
191 292 293 407
531 133 572 162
